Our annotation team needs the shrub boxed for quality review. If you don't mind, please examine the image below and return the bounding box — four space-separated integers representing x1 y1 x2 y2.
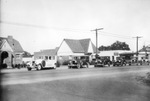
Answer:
62 60 70 65
56 61 60 67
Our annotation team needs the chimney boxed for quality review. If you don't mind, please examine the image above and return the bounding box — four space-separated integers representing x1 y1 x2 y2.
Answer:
7 36 14 47
8 36 13 42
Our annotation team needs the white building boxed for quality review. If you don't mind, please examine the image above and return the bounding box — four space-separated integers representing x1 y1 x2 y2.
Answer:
0 36 24 68
138 45 150 61
99 50 134 61
57 38 98 64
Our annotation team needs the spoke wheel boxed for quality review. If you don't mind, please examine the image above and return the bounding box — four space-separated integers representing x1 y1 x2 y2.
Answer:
77 64 80 69
37 65 42 70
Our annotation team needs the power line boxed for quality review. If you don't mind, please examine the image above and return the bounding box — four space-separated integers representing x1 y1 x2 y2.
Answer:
1 20 150 46
0 20 90 32
100 31 132 39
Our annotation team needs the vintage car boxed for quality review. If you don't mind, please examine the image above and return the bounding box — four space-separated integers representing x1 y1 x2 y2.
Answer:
94 59 105 67
68 59 89 69
26 60 37 71
27 56 57 71
112 59 123 66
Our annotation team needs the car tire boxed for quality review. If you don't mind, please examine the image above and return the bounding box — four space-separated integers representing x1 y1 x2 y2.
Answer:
68 66 71 69
27 67 32 71
37 64 42 70
77 64 81 69
86 64 89 68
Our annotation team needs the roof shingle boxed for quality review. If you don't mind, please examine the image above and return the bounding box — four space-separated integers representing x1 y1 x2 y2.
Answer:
64 38 97 53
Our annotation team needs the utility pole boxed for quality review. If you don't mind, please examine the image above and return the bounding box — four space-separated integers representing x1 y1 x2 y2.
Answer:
91 28 103 60
133 36 142 60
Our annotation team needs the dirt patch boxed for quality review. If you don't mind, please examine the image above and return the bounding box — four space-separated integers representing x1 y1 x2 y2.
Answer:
136 72 150 86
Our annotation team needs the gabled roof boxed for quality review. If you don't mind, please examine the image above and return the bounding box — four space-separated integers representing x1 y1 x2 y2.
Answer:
79 39 90 53
7 39 24 52
65 39 85 53
64 38 97 53
0 37 6 49
0 36 24 52
139 45 150 52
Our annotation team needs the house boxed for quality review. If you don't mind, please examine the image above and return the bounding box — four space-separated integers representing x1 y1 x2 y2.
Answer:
138 45 150 61
0 36 24 68
57 38 98 64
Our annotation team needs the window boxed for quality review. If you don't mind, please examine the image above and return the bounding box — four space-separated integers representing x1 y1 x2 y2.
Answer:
49 56 51 60
16 54 20 59
53 56 55 60
45 56 48 60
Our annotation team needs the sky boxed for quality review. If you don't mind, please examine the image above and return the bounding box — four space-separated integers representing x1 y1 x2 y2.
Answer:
1 0 150 54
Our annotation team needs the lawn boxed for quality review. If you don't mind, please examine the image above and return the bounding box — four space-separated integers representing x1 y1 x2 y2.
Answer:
1 72 150 101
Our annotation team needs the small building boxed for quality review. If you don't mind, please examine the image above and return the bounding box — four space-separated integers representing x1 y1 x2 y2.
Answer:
138 45 150 61
57 38 97 64
0 36 24 68
99 50 134 61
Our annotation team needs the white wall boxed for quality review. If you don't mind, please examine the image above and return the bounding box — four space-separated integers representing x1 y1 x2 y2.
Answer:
87 41 94 53
1 40 13 52
57 41 75 56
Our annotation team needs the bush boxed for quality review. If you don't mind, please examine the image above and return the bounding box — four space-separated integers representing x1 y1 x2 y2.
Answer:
56 61 60 67
62 60 70 65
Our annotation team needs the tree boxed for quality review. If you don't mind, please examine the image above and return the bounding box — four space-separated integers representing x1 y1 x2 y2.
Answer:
99 41 130 51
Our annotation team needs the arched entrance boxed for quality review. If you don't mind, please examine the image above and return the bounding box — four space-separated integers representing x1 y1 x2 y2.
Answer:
0 51 9 68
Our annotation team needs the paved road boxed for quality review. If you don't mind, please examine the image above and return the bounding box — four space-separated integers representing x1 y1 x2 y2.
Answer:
1 65 150 85
1 65 150 101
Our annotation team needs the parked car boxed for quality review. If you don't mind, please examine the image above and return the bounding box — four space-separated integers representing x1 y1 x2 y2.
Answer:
94 59 105 67
124 59 132 66
112 59 126 66
26 60 37 71
68 59 89 69
27 57 57 71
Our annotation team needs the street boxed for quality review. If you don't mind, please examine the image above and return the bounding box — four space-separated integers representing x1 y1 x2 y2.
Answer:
1 65 150 101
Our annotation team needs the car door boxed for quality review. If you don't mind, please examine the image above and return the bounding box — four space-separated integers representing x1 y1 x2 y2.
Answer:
45 56 56 68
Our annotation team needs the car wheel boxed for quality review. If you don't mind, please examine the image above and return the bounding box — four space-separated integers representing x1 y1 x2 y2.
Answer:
27 67 31 71
68 66 71 69
53 65 56 69
86 64 89 68
37 64 42 70
77 64 80 69
86 63 89 68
